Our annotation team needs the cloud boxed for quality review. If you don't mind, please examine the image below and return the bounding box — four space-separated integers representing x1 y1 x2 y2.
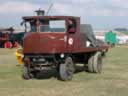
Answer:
109 0 128 9
0 0 128 29
0 0 128 16
0 1 42 14
51 0 128 16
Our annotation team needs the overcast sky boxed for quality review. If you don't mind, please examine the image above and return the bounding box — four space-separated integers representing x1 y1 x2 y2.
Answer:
0 0 128 30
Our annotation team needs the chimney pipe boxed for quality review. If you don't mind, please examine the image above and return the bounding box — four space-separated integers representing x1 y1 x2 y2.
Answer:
35 9 45 16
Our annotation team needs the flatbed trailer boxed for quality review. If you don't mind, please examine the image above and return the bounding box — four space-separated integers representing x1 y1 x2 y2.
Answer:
21 10 109 81
72 46 108 53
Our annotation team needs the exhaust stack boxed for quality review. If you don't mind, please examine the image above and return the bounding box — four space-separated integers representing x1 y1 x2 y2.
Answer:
35 9 45 16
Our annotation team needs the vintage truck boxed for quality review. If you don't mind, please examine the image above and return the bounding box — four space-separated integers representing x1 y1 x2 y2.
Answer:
0 27 15 48
0 27 24 48
21 10 109 81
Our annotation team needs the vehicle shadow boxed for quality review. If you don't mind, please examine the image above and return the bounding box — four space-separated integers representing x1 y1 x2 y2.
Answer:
75 64 87 73
35 64 87 80
35 68 58 80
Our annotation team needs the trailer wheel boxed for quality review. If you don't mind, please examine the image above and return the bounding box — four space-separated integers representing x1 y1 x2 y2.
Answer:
88 52 103 73
59 57 75 81
22 65 31 80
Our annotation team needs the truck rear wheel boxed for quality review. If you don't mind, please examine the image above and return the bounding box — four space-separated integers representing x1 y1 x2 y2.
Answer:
22 65 31 80
88 52 103 73
88 55 94 73
59 57 75 81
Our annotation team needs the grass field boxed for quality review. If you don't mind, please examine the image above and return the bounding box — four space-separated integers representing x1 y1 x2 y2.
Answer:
0 47 128 96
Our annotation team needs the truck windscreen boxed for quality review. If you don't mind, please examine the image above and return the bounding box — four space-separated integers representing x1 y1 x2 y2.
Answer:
24 20 37 32
30 20 37 32
40 20 66 32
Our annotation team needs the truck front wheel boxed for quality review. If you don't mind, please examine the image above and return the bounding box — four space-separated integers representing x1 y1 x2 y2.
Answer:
88 52 103 73
22 65 31 80
59 57 75 81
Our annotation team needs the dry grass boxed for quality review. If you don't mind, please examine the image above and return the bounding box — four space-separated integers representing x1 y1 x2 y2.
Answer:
0 47 128 96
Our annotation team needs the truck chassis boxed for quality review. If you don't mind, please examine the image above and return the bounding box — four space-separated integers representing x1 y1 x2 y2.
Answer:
22 47 107 81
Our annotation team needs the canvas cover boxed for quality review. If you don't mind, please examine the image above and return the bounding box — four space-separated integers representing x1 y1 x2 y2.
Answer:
80 24 104 47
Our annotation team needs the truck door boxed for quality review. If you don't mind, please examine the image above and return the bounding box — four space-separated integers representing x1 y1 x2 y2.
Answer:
66 19 76 52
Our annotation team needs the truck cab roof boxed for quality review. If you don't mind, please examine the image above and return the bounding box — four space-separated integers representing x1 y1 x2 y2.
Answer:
23 16 80 20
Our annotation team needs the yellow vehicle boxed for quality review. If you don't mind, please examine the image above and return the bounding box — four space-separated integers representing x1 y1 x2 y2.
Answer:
15 48 23 65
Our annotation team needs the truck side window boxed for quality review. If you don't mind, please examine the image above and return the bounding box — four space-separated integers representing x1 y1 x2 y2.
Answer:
40 20 50 32
40 20 66 32
50 20 65 32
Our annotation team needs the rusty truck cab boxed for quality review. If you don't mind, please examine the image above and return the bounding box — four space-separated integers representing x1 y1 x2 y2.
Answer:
23 16 80 55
